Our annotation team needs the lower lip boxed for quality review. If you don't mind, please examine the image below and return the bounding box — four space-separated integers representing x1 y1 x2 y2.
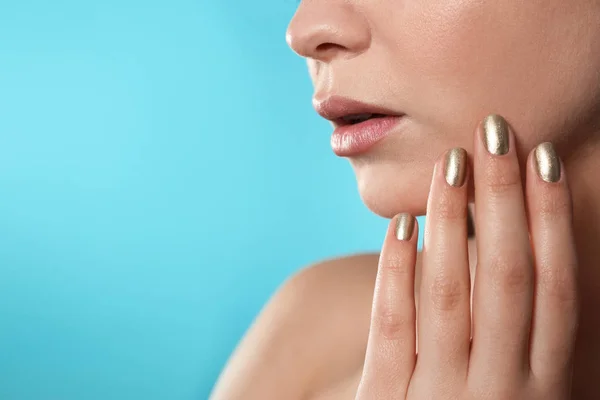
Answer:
330 116 404 156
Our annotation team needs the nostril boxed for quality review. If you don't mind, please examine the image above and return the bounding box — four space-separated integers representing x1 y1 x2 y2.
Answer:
315 42 343 53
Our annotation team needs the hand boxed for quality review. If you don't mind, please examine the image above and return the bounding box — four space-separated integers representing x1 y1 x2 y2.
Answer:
356 115 579 399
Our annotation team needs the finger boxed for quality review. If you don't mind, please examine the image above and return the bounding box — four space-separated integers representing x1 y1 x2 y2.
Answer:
415 148 471 380
357 213 418 399
470 115 534 382
526 142 579 381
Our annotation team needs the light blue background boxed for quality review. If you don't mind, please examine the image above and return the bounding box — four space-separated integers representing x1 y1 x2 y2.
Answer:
0 1 425 399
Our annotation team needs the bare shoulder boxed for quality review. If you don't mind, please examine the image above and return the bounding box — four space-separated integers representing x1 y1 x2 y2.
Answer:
209 253 383 400
284 253 381 311
211 237 475 400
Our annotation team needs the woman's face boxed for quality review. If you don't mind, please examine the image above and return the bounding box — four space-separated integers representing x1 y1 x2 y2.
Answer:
287 0 600 218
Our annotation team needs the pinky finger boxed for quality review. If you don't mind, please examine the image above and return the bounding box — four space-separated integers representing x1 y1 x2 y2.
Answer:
356 213 418 399
526 143 579 382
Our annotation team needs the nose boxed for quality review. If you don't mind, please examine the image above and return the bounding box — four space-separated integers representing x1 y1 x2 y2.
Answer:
286 1 371 62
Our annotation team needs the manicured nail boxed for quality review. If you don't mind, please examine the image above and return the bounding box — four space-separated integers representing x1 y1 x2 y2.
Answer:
395 213 415 241
482 114 510 155
445 147 467 187
534 142 561 183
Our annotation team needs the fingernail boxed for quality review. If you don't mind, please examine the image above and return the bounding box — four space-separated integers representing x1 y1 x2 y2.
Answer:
534 142 561 183
444 147 467 187
395 213 415 241
482 114 510 155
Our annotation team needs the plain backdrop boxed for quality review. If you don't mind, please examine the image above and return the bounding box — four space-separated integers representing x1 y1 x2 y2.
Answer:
0 1 426 398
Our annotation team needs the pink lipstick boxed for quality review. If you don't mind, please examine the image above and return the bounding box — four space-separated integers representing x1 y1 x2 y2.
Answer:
314 96 404 156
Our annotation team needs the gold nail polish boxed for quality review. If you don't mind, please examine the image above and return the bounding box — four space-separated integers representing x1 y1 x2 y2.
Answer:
395 213 415 241
534 142 561 183
482 114 510 155
445 147 467 187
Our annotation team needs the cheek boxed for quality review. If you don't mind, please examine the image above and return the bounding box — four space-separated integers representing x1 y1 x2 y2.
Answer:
399 2 496 81
375 1 510 138
380 0 599 149
375 5 492 150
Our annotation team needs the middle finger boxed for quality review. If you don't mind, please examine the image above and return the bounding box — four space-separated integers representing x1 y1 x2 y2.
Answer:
470 115 534 382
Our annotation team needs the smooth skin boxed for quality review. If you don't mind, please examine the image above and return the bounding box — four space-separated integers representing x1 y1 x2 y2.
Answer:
211 118 581 400
357 120 577 399
211 0 600 398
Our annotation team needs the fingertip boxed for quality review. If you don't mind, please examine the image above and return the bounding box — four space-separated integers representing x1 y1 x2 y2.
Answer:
526 142 572 219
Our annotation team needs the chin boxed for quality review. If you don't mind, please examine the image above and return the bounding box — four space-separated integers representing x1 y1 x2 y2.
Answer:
353 160 432 219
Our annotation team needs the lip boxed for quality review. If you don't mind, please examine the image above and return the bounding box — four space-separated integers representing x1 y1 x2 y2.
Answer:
313 96 405 156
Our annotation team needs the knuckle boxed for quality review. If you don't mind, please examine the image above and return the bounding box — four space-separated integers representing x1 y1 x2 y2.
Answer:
428 275 468 312
433 190 466 221
379 251 407 270
537 192 572 219
488 255 532 295
485 160 522 196
374 308 413 340
538 264 578 306
378 253 412 278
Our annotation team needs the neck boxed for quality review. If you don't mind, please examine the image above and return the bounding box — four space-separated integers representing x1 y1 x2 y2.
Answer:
561 134 600 398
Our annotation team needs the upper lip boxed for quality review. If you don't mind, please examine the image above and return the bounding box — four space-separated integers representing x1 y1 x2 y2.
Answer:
313 95 404 127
